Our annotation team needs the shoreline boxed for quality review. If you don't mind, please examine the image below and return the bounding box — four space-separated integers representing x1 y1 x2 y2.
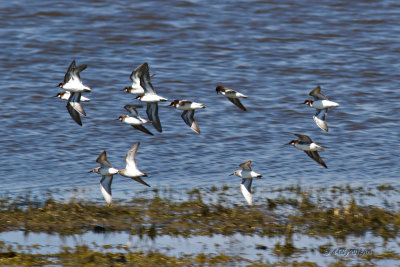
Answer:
0 184 399 265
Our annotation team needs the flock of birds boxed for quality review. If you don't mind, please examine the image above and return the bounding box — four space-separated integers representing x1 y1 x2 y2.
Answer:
56 60 340 205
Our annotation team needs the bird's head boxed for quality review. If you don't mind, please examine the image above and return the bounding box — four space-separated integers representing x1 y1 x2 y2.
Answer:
303 99 313 106
215 85 224 94
89 167 100 174
55 92 64 98
169 100 179 107
287 140 297 146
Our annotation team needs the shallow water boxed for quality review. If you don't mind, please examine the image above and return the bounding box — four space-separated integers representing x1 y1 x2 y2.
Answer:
0 185 398 265
0 0 399 199
1 230 398 266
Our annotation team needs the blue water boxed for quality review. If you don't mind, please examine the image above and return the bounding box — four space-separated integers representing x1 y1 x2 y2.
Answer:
1 0 399 203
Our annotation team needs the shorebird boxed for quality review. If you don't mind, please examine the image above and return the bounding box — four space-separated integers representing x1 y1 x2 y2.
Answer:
135 63 167 132
303 85 339 132
57 60 91 126
231 161 262 205
169 100 206 134
90 151 119 205
216 85 248 111
118 142 150 187
118 105 153 135
124 62 155 95
55 91 90 102
287 134 328 168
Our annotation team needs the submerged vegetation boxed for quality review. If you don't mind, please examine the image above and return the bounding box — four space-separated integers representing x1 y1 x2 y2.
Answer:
0 184 399 265
0 244 246 266
1 184 399 238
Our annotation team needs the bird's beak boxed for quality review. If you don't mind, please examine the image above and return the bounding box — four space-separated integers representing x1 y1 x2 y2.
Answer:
229 173 234 176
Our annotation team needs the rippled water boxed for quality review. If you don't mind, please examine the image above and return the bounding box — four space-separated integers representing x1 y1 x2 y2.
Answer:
1 0 399 202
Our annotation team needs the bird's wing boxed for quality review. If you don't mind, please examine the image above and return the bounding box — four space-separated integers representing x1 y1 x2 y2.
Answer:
100 175 113 205
124 104 142 116
180 100 191 105
124 142 140 170
313 108 328 132
224 88 236 93
181 110 200 134
66 101 82 126
146 103 162 132
96 151 112 167
240 179 253 205
139 63 156 95
63 60 76 83
132 125 154 136
227 97 247 111
239 160 252 171
309 85 328 100
72 63 87 82
68 92 86 116
130 63 146 82
131 177 151 187
304 151 328 168
294 134 313 143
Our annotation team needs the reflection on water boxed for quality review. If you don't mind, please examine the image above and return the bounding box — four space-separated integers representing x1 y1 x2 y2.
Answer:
1 230 399 266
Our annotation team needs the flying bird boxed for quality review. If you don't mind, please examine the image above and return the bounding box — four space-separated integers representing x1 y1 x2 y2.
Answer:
118 142 150 187
231 160 262 205
55 91 90 102
288 134 328 168
124 62 155 95
169 100 206 134
303 86 339 132
118 104 153 135
216 85 247 111
57 60 91 126
90 151 119 205
135 63 167 132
